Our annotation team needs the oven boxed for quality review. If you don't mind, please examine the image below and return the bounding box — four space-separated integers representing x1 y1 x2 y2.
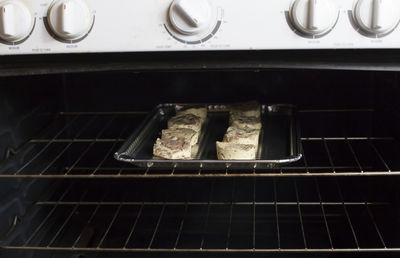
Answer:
1 0 400 258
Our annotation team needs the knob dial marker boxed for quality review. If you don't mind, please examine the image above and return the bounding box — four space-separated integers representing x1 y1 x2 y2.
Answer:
47 0 94 41
169 0 213 35
290 0 339 37
0 1 33 43
61 2 75 36
353 0 400 36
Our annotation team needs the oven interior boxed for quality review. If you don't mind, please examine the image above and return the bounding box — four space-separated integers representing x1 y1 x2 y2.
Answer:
1 69 400 258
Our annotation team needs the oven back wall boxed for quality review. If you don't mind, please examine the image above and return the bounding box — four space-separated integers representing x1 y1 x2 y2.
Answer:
61 70 400 138
62 70 376 111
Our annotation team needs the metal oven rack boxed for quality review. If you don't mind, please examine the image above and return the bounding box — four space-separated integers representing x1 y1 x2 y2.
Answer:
2 177 399 253
0 109 399 178
1 109 400 254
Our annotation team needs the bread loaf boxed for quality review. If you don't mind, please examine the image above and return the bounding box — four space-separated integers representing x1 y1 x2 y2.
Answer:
168 114 203 132
223 126 260 146
177 106 207 123
216 142 257 160
230 101 261 118
162 128 199 146
230 115 262 130
153 137 191 160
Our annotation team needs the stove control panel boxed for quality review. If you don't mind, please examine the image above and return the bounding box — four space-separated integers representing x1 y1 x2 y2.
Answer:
1 0 400 55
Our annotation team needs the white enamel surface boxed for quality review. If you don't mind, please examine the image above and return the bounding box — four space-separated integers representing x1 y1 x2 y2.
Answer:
354 0 400 35
0 0 33 42
290 0 339 35
1 0 400 55
47 0 93 40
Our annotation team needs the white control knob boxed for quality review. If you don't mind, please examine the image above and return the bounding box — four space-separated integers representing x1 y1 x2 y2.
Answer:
0 1 33 42
169 0 212 35
290 0 339 36
354 0 400 35
47 0 94 40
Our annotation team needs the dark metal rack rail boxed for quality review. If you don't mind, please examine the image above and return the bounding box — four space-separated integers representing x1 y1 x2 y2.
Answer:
2 177 399 253
1 110 400 177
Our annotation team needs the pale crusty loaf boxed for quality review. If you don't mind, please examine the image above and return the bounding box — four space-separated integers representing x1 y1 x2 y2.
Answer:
223 126 260 146
168 114 203 132
230 101 261 118
230 115 262 130
162 128 199 146
216 142 256 160
153 137 191 160
216 101 262 160
177 106 207 122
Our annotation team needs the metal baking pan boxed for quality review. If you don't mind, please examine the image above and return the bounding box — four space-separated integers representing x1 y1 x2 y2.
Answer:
115 104 302 169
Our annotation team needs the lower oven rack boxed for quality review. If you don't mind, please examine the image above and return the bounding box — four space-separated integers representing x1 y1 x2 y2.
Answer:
0 109 399 177
2 177 399 253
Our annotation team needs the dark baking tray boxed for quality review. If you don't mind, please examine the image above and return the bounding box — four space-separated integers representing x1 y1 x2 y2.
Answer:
115 104 302 169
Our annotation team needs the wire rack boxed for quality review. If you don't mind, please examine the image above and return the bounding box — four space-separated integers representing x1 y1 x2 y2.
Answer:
1 109 400 178
2 177 400 253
